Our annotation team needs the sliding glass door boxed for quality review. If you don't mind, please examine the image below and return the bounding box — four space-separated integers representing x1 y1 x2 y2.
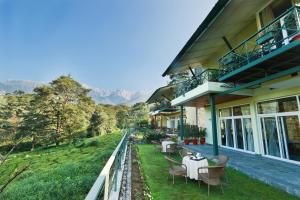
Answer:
258 96 300 162
219 105 254 152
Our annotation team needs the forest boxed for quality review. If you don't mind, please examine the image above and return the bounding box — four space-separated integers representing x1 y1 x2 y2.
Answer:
0 75 147 198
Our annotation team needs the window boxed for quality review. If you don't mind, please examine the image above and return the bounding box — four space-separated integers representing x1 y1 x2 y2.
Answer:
219 105 254 152
258 96 298 114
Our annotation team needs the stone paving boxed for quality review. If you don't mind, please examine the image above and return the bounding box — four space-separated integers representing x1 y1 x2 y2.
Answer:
186 144 300 198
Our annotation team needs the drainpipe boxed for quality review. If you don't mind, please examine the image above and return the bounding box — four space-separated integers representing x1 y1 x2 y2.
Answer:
210 94 219 156
180 105 184 141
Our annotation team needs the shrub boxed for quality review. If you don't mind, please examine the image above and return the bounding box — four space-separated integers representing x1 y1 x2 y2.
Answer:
143 130 165 143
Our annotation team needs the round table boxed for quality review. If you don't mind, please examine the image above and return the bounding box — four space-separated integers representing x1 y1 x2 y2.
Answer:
161 141 175 152
182 156 208 180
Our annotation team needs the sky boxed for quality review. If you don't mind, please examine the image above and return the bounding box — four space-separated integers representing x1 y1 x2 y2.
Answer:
0 0 217 92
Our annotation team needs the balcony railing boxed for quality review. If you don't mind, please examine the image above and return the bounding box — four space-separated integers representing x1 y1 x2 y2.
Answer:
174 69 219 98
85 130 129 200
219 6 300 81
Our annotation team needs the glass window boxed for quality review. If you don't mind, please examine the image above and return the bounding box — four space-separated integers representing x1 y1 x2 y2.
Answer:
258 96 298 114
233 105 250 116
219 108 232 117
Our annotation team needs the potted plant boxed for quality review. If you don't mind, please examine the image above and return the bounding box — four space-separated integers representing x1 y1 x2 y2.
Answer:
192 125 199 145
184 138 190 145
199 127 206 145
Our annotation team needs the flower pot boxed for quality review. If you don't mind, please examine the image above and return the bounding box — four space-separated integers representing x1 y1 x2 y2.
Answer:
200 137 205 145
184 139 190 145
193 138 198 145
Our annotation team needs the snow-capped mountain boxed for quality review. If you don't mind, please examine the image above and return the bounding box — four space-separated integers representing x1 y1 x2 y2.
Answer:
0 80 150 105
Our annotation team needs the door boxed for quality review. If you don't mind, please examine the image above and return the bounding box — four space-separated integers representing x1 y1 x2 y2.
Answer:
261 115 300 161
261 117 281 158
278 115 300 162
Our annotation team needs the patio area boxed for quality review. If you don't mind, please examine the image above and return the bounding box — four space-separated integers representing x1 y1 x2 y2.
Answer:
136 144 299 200
187 144 300 197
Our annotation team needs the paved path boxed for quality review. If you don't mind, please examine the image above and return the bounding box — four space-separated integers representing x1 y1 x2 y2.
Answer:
186 144 300 198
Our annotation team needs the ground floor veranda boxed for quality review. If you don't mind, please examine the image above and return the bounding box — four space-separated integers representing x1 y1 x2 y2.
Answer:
173 75 300 166
187 144 300 197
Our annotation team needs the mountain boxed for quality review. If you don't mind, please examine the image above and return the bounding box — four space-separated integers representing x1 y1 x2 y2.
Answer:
0 80 150 105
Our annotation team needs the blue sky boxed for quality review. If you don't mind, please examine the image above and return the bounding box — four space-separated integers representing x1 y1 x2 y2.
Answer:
0 0 216 91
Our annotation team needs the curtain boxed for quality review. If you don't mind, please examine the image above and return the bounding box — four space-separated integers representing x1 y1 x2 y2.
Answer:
225 119 234 147
243 118 254 152
265 119 280 157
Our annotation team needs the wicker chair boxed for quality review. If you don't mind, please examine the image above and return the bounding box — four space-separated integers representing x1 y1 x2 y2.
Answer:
215 155 229 183
166 143 177 155
151 141 162 152
165 156 187 184
198 166 225 196
179 148 190 158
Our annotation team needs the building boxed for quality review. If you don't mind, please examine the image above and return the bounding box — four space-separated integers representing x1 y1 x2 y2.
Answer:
146 85 199 132
160 0 300 164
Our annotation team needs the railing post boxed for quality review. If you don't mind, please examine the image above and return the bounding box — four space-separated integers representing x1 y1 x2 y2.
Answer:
104 173 109 200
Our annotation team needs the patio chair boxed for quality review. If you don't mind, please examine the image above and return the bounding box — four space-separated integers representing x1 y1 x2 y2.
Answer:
198 166 225 196
179 148 190 158
151 141 162 152
215 155 229 183
166 143 177 155
164 156 187 184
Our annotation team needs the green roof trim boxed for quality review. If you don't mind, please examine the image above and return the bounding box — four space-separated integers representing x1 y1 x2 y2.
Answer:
162 0 230 77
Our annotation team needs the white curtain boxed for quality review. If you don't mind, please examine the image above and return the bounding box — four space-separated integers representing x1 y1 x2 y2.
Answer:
226 119 234 147
243 118 254 152
265 119 280 157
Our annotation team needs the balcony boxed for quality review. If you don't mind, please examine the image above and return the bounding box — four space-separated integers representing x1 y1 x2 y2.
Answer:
219 6 300 83
174 69 219 98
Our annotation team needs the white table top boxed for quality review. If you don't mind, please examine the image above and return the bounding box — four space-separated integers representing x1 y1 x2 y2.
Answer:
161 141 175 152
182 156 208 180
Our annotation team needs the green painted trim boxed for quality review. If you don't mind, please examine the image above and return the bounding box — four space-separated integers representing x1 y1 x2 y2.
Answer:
180 105 184 140
162 0 230 77
210 95 219 156
218 65 300 96
219 39 300 82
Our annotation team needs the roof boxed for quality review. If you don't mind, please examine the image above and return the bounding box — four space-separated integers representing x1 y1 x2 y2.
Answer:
146 84 176 104
162 0 230 76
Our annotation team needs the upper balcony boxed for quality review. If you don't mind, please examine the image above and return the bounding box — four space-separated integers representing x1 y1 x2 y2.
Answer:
219 6 300 83
174 69 220 98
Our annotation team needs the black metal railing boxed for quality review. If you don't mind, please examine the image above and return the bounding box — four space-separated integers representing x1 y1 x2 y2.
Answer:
174 69 219 98
219 6 300 78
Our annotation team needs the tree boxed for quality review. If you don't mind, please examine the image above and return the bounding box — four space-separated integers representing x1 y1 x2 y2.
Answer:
22 76 94 146
116 109 128 129
0 91 31 145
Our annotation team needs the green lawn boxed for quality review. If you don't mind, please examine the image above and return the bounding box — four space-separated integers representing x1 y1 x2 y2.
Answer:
137 144 299 200
0 133 122 200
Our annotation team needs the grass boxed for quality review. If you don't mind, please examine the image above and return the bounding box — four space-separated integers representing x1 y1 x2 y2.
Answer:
0 133 122 200
137 144 299 200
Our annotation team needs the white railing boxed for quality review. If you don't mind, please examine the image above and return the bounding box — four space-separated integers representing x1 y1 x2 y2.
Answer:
85 130 130 200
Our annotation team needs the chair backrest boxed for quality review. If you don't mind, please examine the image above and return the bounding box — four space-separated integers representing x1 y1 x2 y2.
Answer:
164 156 176 169
216 155 229 167
166 143 177 152
208 166 225 179
179 149 189 158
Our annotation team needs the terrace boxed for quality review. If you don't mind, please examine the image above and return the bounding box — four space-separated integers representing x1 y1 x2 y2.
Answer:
219 6 300 83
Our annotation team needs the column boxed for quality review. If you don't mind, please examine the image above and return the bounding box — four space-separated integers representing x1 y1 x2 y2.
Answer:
210 95 219 156
160 113 163 130
180 105 184 141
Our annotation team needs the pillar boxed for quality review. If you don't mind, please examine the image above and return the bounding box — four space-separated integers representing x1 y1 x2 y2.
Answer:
154 115 157 129
160 113 163 130
210 94 219 156
180 105 184 140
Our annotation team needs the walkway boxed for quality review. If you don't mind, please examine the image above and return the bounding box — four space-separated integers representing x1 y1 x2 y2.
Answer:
186 144 300 198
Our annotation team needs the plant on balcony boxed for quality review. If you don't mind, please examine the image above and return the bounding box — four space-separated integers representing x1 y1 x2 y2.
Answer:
199 127 207 145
